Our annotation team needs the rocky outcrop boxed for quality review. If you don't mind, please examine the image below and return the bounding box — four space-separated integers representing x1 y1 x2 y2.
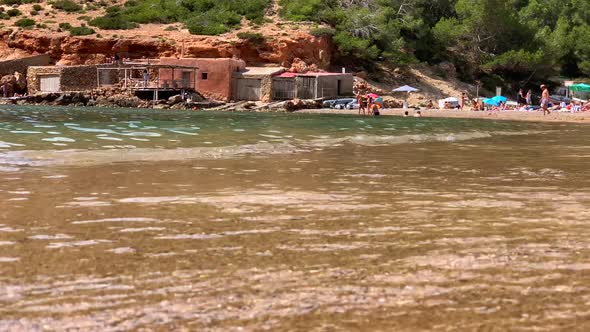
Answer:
0 30 333 69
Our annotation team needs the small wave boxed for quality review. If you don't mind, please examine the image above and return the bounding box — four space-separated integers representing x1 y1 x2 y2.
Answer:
0 130 538 168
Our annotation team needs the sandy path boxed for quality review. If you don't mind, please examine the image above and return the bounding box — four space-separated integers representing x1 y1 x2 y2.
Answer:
297 108 590 124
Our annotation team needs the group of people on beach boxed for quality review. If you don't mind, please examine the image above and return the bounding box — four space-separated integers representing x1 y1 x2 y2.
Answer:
356 93 381 116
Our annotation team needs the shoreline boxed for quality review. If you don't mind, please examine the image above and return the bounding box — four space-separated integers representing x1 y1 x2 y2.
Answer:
2 96 589 124
297 108 590 124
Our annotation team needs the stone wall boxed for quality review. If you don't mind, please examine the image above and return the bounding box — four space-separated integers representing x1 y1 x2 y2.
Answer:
260 75 273 103
61 66 98 91
27 65 97 94
0 54 51 77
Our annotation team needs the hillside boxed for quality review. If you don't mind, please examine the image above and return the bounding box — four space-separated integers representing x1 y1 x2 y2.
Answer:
0 0 501 101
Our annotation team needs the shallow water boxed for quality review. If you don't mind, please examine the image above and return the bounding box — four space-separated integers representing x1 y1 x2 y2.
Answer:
1 105 590 330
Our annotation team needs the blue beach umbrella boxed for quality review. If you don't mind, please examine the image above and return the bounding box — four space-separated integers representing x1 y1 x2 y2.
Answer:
483 98 500 106
491 95 507 103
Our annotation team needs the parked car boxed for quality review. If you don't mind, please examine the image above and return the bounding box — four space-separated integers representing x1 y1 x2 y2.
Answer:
332 98 355 109
322 99 337 108
345 101 359 109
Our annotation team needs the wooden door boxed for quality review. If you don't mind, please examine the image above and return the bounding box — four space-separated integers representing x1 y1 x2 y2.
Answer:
39 75 60 92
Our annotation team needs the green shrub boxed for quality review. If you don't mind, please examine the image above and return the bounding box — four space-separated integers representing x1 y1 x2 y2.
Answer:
164 25 177 31
89 10 138 29
0 13 9 20
89 0 269 34
236 31 265 43
69 25 94 35
35 22 47 28
77 15 91 21
58 22 72 29
52 0 82 13
185 9 240 35
15 18 35 27
7 9 21 17
279 0 325 21
32 4 42 10
310 26 335 37
22 0 38 3
1 0 22 5
30 10 38 15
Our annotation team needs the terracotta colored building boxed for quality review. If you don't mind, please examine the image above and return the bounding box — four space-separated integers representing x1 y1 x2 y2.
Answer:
159 58 246 101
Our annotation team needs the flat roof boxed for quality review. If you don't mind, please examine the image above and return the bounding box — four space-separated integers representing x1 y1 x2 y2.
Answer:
237 67 285 77
276 72 351 78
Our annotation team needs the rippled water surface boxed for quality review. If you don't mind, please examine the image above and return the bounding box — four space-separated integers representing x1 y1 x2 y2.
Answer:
1 105 590 331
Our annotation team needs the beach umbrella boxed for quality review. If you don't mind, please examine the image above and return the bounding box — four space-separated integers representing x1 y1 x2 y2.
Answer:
367 93 379 98
570 83 590 92
392 85 419 92
443 97 459 102
392 86 419 109
491 95 507 103
483 98 500 106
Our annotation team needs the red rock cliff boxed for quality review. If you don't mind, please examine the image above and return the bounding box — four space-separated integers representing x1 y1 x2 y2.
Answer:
0 30 332 69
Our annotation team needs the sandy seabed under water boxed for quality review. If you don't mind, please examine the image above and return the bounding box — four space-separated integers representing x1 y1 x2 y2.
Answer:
0 106 590 331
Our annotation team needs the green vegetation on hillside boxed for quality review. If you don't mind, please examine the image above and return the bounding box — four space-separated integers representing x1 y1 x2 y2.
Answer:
89 0 269 34
279 0 590 84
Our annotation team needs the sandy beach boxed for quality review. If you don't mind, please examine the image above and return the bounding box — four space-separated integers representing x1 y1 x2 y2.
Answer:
299 108 590 124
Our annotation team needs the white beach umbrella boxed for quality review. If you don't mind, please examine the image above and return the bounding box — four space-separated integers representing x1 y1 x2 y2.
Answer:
392 85 419 93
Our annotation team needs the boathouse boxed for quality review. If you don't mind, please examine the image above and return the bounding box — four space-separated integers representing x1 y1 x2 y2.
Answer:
27 65 97 94
272 72 354 100
233 67 285 102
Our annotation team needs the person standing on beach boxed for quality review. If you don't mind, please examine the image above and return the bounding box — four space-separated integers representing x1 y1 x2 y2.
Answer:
460 92 467 110
540 84 550 115
526 89 532 105
356 92 364 115
518 89 525 106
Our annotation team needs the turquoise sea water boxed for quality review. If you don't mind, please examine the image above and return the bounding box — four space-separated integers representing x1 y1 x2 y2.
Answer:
1 105 590 330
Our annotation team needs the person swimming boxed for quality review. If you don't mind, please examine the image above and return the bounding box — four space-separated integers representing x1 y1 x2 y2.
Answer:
371 104 380 116
414 111 422 117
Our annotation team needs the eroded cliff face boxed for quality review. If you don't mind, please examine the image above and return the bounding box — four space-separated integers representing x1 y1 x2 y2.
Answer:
0 30 332 69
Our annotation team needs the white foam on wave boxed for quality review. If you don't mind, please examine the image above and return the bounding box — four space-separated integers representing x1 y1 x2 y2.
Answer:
0 226 23 232
0 257 19 262
119 227 166 233
0 241 15 246
71 217 160 225
155 233 222 240
46 240 112 249
108 247 136 254
9 130 41 134
166 129 198 136
96 136 123 141
29 234 73 240
42 137 76 143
